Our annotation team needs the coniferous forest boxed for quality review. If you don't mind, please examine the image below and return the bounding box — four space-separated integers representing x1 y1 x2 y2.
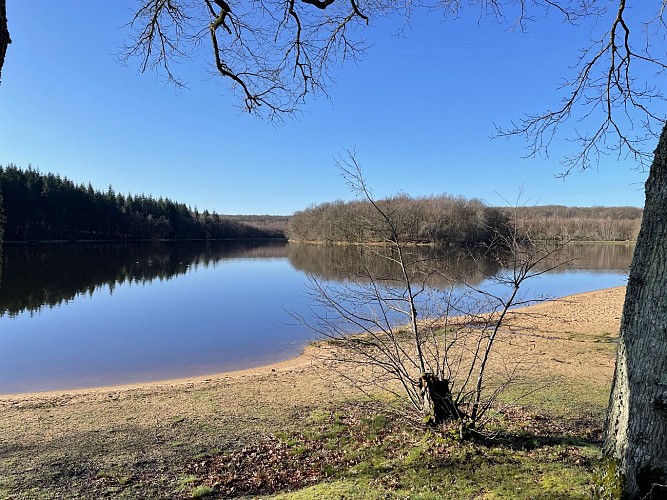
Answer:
0 165 284 242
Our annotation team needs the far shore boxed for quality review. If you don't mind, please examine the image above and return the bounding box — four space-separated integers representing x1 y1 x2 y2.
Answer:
3 237 287 245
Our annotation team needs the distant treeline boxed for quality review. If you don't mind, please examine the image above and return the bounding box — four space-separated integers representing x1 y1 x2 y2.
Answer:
288 196 643 245
0 165 284 242
287 195 508 246
510 205 642 241
223 214 289 234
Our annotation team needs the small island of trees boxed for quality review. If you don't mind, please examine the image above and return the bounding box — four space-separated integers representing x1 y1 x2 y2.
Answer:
287 195 642 245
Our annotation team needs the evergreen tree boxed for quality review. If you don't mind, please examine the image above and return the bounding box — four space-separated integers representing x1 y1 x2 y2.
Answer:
0 165 283 241
0 180 5 248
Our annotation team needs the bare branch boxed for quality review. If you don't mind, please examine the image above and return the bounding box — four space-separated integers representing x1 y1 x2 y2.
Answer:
496 0 667 173
123 0 197 87
125 0 374 120
301 0 336 9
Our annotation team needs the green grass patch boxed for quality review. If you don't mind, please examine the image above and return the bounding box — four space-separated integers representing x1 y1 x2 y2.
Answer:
190 484 214 498
190 401 603 498
499 374 610 420
274 437 598 499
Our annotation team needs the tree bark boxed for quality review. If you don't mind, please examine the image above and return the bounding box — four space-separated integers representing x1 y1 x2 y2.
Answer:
420 373 461 425
0 0 9 83
604 123 667 498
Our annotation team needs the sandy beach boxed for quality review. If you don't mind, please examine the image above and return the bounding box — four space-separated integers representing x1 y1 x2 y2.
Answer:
0 286 625 405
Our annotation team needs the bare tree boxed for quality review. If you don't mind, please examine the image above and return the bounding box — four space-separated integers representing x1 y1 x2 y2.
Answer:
123 0 375 119
302 153 566 434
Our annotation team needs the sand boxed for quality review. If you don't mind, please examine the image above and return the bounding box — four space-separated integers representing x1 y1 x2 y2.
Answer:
0 286 626 406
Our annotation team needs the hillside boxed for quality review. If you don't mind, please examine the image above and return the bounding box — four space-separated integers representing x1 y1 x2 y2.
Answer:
223 214 289 234
0 165 285 242
288 195 643 244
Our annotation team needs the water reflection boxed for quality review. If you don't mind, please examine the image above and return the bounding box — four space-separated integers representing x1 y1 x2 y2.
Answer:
287 241 634 285
0 241 634 318
540 241 635 272
0 240 287 317
286 244 496 287
0 241 633 393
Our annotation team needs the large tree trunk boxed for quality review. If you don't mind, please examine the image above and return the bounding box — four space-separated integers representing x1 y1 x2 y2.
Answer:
0 0 9 83
604 123 667 498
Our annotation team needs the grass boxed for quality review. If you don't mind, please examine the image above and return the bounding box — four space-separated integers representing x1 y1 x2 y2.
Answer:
0 379 611 500
184 400 604 499
190 485 214 498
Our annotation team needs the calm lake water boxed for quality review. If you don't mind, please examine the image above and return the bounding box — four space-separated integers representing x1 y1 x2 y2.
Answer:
0 240 634 394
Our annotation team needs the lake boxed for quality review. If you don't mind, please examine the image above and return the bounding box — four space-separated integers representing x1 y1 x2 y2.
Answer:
0 240 634 394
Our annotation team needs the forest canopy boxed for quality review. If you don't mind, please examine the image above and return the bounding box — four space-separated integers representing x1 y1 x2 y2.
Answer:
0 165 284 242
287 195 642 244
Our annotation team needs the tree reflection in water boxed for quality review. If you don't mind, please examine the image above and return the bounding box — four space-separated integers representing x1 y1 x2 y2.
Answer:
0 241 635 318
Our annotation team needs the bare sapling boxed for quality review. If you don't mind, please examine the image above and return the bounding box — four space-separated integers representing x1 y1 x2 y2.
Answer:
302 152 569 435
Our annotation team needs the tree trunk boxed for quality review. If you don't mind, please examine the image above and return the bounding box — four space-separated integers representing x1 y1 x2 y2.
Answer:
0 0 10 83
604 123 667 498
420 373 461 425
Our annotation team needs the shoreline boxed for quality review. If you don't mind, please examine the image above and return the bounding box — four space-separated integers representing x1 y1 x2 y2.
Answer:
0 346 319 402
3 237 288 245
0 286 626 402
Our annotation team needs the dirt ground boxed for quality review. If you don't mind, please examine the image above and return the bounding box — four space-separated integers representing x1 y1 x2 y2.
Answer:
0 287 626 498
502 286 623 400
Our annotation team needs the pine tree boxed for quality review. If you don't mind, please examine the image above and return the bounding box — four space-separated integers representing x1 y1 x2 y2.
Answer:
0 181 5 248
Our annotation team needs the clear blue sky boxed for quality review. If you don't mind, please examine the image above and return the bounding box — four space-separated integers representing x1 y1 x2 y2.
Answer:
0 2 651 214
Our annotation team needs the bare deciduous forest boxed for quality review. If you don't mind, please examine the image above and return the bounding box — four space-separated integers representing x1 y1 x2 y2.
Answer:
511 205 642 242
288 195 642 244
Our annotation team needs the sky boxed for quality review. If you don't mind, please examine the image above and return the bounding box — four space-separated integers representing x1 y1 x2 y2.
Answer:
0 2 654 215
